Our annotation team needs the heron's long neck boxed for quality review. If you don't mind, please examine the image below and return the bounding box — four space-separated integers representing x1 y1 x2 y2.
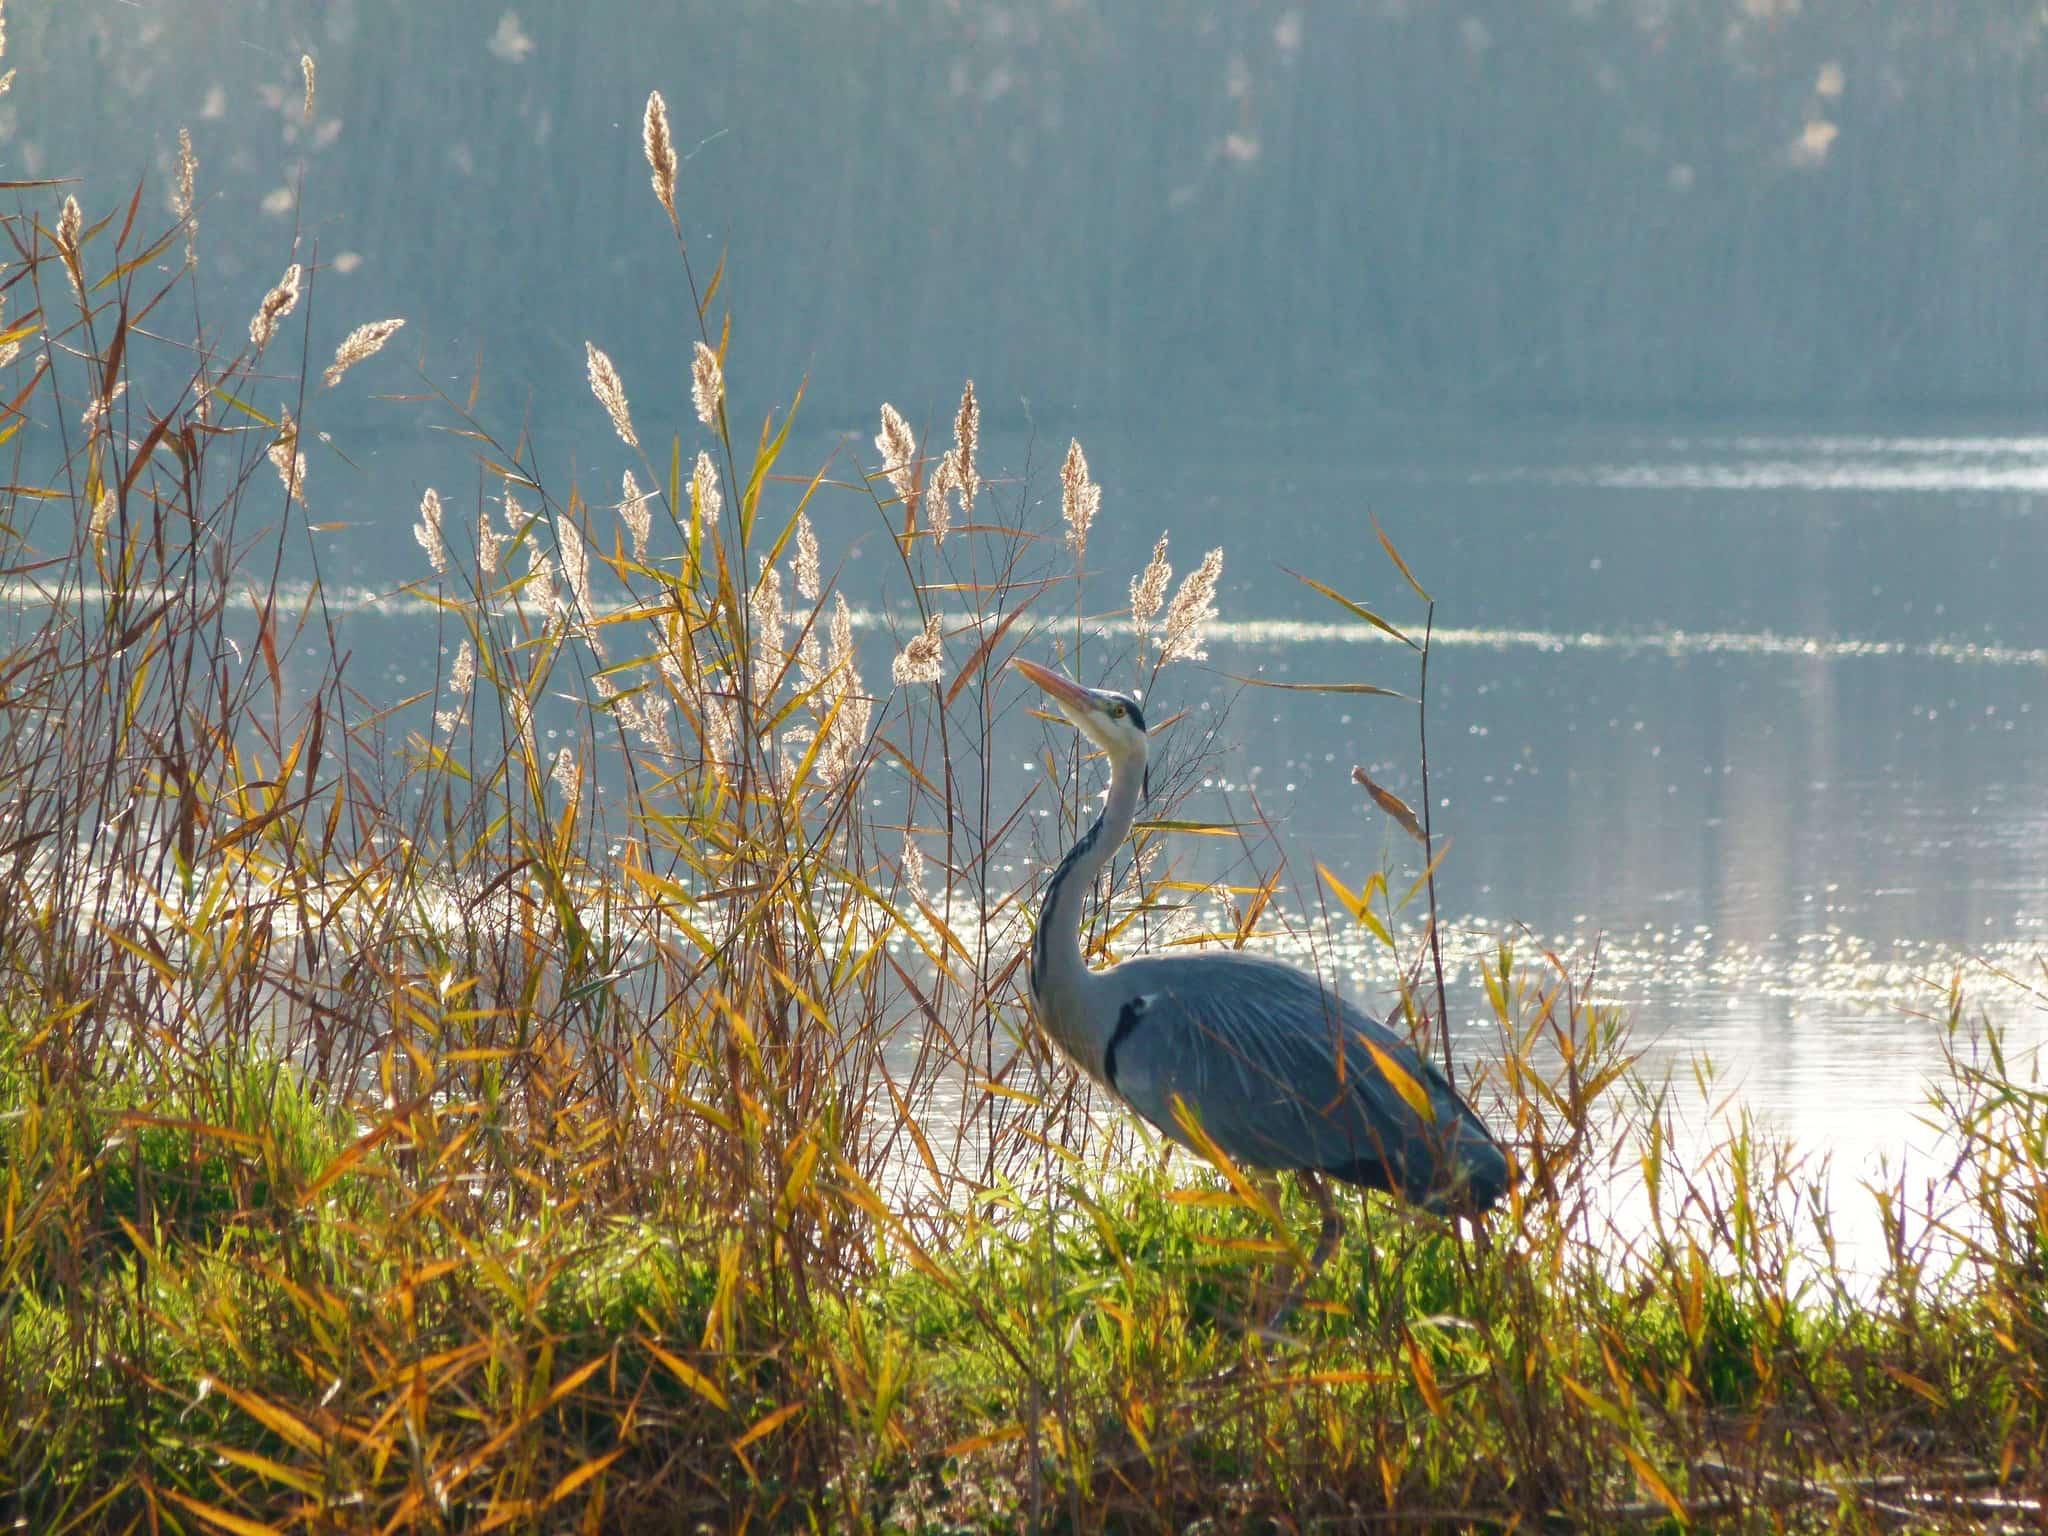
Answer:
1030 745 1144 1050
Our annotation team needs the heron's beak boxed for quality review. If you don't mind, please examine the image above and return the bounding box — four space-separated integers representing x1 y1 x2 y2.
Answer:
1010 658 1098 721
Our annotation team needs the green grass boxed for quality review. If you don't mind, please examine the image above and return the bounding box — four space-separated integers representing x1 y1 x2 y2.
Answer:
2 82 2046 1534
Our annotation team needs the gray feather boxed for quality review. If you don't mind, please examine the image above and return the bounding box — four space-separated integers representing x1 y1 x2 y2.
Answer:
1090 952 1508 1213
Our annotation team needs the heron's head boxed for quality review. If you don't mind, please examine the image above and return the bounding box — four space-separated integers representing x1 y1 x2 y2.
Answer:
1012 658 1150 789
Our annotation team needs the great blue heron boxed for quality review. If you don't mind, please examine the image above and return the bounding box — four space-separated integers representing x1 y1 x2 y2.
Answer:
1014 657 1509 1315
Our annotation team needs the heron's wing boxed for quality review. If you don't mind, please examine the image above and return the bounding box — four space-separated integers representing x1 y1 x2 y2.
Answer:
1101 952 1505 1210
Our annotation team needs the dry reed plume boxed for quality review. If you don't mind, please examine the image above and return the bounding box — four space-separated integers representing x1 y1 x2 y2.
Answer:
413 486 448 574
55 193 82 298
1061 436 1099 558
1131 531 1171 634
585 339 639 446
620 468 653 561
691 339 722 426
475 506 506 575
248 262 302 351
875 401 920 520
267 409 306 503
174 125 197 259
891 612 946 684
691 447 720 526
644 88 679 231
950 377 979 509
794 510 821 601
1162 545 1224 663
322 316 405 387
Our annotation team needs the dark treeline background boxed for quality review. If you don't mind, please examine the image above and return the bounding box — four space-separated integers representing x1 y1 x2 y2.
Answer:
17 2 2048 431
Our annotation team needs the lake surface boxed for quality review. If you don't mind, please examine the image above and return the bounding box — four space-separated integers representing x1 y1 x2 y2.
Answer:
304 417 2048 1200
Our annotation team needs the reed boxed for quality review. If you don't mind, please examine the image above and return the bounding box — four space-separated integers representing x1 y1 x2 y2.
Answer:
0 92 2043 1536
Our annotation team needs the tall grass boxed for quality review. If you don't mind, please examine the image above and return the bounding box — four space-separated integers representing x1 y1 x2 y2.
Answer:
1 95 2045 1533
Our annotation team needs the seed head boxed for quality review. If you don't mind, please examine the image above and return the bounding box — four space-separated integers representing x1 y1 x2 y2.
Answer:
620 469 652 562
526 546 562 629
692 450 721 528
323 317 405 388
900 831 925 893
829 590 856 680
585 341 639 448
300 53 315 120
925 455 956 546
797 619 825 692
174 128 198 261
269 411 307 505
551 746 581 812
750 557 785 697
81 379 126 432
946 378 978 514
643 90 678 230
891 613 945 687
793 511 821 601
700 691 734 768
439 643 475 737
691 341 722 428
476 510 506 576
557 513 597 644
1130 533 1171 635
875 403 919 517
1060 438 1099 559
413 487 448 574
249 263 303 351
57 195 83 298
1161 546 1224 663
817 592 870 786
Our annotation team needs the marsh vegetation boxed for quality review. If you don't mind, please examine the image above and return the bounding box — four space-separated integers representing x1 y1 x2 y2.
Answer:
2 70 2047 1535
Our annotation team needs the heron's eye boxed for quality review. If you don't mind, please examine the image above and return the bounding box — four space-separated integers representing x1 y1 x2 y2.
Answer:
1108 702 1125 719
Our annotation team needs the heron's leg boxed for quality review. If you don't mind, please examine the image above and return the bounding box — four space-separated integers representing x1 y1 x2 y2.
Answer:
1260 1171 1344 1336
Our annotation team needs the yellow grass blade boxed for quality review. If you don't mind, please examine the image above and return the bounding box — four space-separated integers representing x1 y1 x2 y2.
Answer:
1404 1333 1447 1420
545 1446 626 1506
732 1401 804 1452
209 1446 323 1497
1363 1039 1436 1124
161 1490 287 1536
945 1424 1025 1458
1620 1443 1687 1524
217 1383 325 1457
647 1341 729 1411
